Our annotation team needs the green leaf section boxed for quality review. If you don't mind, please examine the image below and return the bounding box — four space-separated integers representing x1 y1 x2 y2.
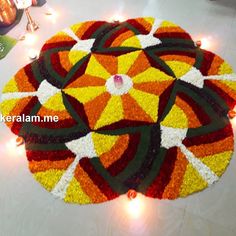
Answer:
0 35 17 60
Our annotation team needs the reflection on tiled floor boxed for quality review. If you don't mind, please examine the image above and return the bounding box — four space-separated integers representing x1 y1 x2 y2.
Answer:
0 0 236 235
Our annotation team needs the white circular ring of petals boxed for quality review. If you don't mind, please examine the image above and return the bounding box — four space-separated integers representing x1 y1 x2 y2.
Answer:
105 74 133 95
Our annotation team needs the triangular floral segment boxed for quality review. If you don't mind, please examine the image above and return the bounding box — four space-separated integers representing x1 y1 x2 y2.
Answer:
1 17 236 204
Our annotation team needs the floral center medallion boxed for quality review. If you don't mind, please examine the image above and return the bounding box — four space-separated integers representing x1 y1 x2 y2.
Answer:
106 74 133 95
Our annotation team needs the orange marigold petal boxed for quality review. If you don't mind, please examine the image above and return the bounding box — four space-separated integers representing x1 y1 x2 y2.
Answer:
84 92 111 129
162 148 188 199
29 158 75 173
100 135 129 168
15 69 36 92
127 51 150 77
58 51 73 72
188 136 234 158
159 55 195 65
122 93 153 122
133 81 173 96
93 54 118 75
74 165 107 203
175 96 202 128
111 31 135 47
66 74 106 88
208 55 224 76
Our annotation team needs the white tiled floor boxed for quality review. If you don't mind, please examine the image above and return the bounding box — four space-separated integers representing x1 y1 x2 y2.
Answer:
0 0 236 235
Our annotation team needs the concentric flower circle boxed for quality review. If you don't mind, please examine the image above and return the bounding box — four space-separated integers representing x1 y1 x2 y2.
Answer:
1 17 236 204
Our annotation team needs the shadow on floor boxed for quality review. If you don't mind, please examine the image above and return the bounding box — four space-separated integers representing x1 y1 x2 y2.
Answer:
208 0 236 9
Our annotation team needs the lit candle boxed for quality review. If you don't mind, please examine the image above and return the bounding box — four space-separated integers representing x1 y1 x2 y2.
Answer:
109 14 126 23
228 110 236 119
16 136 24 146
127 194 143 219
6 137 25 157
127 189 137 200
24 33 37 45
195 40 202 48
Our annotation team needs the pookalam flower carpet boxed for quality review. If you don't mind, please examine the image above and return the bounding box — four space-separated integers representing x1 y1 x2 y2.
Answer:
1 17 236 204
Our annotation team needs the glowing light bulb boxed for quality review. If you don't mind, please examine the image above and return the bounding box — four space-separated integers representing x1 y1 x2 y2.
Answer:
195 40 202 48
228 109 236 119
6 137 25 157
24 33 37 46
16 136 24 146
127 189 137 200
45 6 58 24
109 14 126 23
200 37 211 50
6 138 16 150
127 196 143 219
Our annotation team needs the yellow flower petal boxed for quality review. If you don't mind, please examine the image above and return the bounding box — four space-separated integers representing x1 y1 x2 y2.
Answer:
219 61 233 74
85 55 111 79
143 17 155 25
132 67 174 83
165 61 192 78
160 20 178 27
69 51 88 65
43 92 66 111
221 80 236 91
55 31 69 37
92 133 119 156
70 23 83 34
64 177 91 204
0 99 19 116
95 96 124 129
161 104 188 129
118 51 141 74
64 86 106 104
201 151 232 177
180 163 208 197
120 36 142 48
2 77 18 93
34 170 64 191
129 88 159 122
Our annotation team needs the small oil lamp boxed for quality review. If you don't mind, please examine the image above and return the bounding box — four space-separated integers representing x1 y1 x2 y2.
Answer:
195 40 202 48
127 189 137 200
16 136 24 146
228 110 236 119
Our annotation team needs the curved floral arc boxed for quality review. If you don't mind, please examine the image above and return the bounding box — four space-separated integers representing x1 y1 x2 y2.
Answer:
119 18 191 50
62 28 95 66
121 18 163 49
161 126 219 185
51 132 127 199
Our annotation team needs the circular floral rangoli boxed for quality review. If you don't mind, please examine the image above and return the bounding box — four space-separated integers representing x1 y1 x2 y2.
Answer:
1 17 236 204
